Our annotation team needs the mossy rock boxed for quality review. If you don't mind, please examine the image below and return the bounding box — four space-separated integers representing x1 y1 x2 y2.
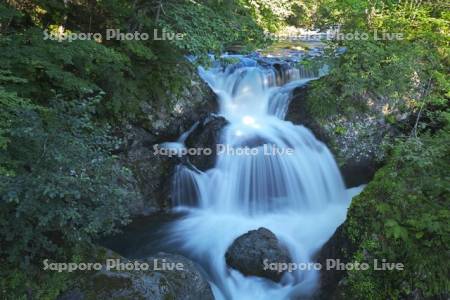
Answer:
57 249 213 300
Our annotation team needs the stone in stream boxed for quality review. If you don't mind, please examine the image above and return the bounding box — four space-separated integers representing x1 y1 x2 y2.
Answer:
185 115 228 171
225 227 292 282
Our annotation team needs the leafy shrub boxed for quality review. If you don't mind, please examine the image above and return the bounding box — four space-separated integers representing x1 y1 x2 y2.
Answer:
158 0 268 54
0 95 137 267
307 0 449 118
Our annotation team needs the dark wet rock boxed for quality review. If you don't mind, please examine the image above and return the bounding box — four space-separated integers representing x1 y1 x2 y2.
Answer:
100 212 184 259
339 157 380 188
224 58 258 74
57 289 84 300
286 84 331 144
225 227 291 282
273 62 291 85
58 250 213 300
314 224 355 299
225 44 246 54
185 115 228 171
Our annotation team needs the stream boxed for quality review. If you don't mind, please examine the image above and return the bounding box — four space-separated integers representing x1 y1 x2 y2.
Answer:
105 52 363 299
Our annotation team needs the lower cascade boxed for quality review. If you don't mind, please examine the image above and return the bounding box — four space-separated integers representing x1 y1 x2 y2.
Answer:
167 55 362 299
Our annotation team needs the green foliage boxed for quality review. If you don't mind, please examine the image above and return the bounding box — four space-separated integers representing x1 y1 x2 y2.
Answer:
0 2 21 31
286 0 320 28
241 0 319 31
0 25 186 121
0 28 133 110
0 0 271 122
308 0 449 119
159 0 268 55
0 87 34 160
0 94 137 268
1 263 74 299
342 128 450 298
306 3 449 298
241 0 292 32
333 124 346 135
0 95 137 298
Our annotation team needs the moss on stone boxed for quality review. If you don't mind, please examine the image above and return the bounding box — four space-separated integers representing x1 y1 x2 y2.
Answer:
335 129 450 299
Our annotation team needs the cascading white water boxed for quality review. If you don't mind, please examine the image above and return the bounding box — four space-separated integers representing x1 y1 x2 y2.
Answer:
167 55 362 299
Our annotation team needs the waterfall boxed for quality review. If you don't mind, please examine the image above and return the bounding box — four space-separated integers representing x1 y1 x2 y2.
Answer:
166 55 359 299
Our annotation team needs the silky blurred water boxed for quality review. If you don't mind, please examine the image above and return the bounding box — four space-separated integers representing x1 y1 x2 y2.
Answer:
168 56 362 299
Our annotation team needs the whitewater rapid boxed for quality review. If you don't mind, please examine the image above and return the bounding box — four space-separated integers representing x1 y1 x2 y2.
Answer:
167 55 362 299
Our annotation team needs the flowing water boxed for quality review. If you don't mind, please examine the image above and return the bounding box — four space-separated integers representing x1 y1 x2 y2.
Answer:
167 55 362 299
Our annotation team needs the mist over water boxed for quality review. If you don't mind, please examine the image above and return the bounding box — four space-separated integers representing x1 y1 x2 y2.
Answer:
168 55 362 299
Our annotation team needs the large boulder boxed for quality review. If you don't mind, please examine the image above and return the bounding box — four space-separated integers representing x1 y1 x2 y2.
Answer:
58 250 214 300
225 227 292 282
285 82 399 188
185 115 228 171
285 84 330 144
